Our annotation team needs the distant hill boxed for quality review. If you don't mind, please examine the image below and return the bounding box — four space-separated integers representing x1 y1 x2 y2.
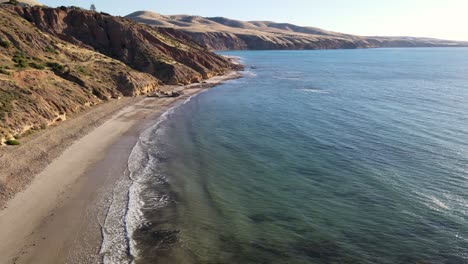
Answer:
0 0 42 6
126 11 468 50
0 6 234 143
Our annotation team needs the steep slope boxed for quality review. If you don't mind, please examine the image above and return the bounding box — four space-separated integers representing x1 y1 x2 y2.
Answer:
0 6 236 143
14 6 235 84
0 7 161 142
126 11 468 50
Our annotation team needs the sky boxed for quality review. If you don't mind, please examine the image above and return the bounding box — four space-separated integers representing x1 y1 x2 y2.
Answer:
41 0 468 41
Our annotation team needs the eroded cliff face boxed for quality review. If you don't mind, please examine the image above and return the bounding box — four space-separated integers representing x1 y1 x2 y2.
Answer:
158 29 468 51
126 11 468 51
0 6 235 143
14 6 234 84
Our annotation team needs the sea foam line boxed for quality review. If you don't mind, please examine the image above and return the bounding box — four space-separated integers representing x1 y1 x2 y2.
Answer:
100 91 207 264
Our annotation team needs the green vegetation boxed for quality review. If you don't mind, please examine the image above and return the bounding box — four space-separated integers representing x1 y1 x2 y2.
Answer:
8 0 19 5
12 51 28 68
5 139 20 146
21 129 37 138
0 39 11 49
46 62 65 72
0 66 9 75
29 62 45 70
76 65 90 75
45 46 59 54
0 90 22 119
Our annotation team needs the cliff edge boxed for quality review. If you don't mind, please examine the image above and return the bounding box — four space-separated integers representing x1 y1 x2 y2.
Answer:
126 11 468 50
0 6 236 143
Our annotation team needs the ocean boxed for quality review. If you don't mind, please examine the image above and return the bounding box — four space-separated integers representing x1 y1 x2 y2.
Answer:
104 48 468 263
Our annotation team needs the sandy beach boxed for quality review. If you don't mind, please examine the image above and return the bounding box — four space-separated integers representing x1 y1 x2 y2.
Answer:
0 71 240 264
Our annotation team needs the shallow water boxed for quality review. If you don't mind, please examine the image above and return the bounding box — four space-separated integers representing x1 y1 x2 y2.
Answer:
129 48 468 263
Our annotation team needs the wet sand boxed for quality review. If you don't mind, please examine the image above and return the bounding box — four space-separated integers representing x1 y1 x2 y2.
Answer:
0 71 240 264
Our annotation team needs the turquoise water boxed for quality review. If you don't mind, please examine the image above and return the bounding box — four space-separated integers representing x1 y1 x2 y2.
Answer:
131 49 468 263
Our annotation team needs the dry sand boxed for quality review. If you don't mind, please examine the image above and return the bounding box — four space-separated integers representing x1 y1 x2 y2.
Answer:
0 71 240 264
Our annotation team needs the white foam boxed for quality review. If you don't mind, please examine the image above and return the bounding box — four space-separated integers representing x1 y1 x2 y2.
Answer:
222 55 243 65
300 88 330 94
100 91 208 264
242 70 257 77
416 191 450 212
99 167 133 264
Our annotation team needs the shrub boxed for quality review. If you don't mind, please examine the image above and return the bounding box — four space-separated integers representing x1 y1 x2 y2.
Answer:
0 66 9 75
0 39 11 49
5 139 20 146
16 60 27 68
76 65 90 75
12 51 28 68
29 62 45 70
45 46 58 54
46 62 65 72
21 129 36 137
8 0 19 5
0 90 21 118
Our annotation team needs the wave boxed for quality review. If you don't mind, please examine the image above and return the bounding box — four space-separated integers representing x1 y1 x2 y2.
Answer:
242 70 257 77
99 92 205 264
416 191 451 212
300 87 330 94
98 166 133 264
222 55 242 65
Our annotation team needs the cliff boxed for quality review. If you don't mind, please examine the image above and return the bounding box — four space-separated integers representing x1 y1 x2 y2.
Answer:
0 6 236 143
126 11 468 50
14 7 234 83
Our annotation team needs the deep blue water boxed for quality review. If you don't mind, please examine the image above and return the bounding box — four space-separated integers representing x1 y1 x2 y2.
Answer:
131 48 468 263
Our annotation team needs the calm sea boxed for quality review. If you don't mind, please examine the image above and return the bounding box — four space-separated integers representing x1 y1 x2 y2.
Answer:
121 48 468 263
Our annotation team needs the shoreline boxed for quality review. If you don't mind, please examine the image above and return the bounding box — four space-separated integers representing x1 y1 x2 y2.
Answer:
0 70 241 264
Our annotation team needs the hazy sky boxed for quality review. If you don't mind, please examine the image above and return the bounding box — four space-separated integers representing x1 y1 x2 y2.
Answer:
41 0 468 41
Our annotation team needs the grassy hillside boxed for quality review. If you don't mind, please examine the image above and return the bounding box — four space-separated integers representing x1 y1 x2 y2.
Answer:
0 6 235 143
126 11 468 50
